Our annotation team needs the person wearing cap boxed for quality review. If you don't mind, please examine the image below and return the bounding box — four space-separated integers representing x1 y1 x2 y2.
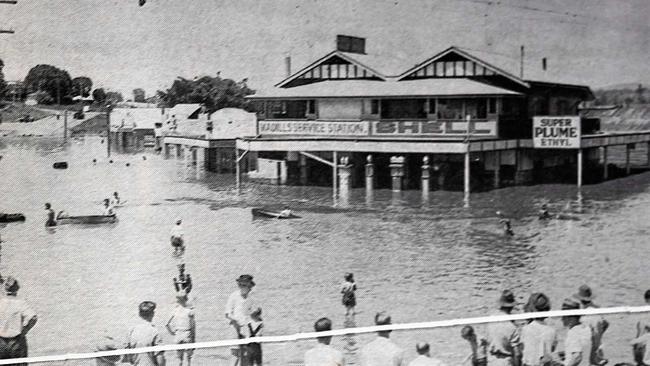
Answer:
359 312 405 366
170 219 185 255
0 276 37 362
225 275 256 365
485 290 521 366
304 317 344 366
561 297 592 366
166 293 195 366
407 342 446 366
125 301 165 366
574 285 608 366
519 293 557 366
632 290 650 365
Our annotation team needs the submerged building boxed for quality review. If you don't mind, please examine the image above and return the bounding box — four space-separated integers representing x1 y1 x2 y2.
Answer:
236 35 617 194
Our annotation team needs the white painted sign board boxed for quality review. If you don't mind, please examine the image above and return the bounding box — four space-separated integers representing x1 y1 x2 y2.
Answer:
533 116 581 149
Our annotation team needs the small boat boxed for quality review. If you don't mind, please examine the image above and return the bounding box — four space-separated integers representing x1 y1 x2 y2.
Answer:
251 208 300 219
56 213 117 225
0 213 26 223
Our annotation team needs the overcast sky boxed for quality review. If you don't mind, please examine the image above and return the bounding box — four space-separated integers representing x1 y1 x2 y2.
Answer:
1 0 648 98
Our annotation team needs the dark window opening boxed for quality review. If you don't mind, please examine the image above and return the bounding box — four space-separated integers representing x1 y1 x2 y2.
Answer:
380 99 427 119
266 100 308 119
428 99 436 114
307 100 316 115
370 99 379 115
466 98 487 119
488 98 497 114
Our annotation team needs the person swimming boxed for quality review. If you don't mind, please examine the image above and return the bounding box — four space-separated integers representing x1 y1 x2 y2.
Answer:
538 204 551 220
496 211 514 236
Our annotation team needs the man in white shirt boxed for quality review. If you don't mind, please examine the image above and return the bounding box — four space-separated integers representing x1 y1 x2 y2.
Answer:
304 317 344 366
519 293 557 366
360 312 405 366
224 275 256 366
573 285 608 366
562 298 592 366
125 301 165 366
408 342 446 366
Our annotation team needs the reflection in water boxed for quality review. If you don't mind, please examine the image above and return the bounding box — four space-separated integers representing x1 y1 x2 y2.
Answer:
0 137 649 364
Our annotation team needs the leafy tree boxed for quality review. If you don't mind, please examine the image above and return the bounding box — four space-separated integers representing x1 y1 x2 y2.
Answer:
23 64 73 104
92 88 107 104
105 91 124 104
132 88 146 103
71 76 93 97
157 75 255 112
34 90 54 105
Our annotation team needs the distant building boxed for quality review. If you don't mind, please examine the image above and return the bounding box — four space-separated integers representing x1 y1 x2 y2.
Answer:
110 108 164 151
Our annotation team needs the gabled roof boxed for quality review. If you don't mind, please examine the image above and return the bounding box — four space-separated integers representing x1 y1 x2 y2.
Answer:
275 50 386 88
397 46 530 88
166 104 203 118
250 78 522 99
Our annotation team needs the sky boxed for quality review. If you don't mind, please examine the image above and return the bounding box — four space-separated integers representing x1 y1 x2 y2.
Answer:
0 0 649 98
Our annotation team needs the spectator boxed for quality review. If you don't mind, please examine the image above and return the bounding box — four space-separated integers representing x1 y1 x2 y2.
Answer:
246 307 264 366
574 285 608 365
408 342 446 366
0 277 37 364
166 293 195 366
632 289 650 366
95 331 121 366
562 298 592 366
360 312 405 366
486 290 521 366
225 275 256 366
125 301 165 366
519 293 557 366
304 317 344 366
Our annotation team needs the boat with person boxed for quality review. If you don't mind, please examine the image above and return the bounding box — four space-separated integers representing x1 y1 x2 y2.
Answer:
0 213 26 223
56 212 117 225
251 208 300 219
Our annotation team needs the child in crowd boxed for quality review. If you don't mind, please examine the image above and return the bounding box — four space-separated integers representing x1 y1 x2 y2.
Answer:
247 307 264 366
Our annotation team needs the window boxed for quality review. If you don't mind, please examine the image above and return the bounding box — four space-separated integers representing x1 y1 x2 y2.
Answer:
488 98 497 114
428 98 436 115
307 100 316 115
466 98 487 119
371 99 379 114
437 99 464 120
380 99 427 119
267 100 309 119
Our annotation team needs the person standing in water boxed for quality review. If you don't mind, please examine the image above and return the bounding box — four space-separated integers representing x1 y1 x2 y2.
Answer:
538 204 552 220
45 203 57 227
103 199 115 216
111 192 121 206
341 273 357 317
170 219 185 255
496 211 514 236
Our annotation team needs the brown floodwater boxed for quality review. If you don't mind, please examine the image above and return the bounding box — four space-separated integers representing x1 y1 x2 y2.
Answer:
0 136 649 365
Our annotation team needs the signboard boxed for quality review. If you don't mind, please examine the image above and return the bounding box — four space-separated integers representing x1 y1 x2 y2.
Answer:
258 121 368 136
372 121 496 136
533 116 581 149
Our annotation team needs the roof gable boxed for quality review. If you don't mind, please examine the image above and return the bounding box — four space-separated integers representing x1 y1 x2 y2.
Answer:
397 46 530 88
276 51 386 88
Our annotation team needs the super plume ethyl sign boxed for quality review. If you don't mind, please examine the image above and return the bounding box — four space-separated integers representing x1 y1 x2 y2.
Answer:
533 116 581 149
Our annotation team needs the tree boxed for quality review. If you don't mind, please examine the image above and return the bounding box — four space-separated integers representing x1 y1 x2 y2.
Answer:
34 90 53 105
157 74 255 112
71 76 93 97
132 88 146 103
92 88 107 104
105 91 124 104
23 64 72 104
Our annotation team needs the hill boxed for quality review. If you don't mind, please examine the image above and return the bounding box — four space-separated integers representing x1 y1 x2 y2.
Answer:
583 104 650 131
0 103 51 123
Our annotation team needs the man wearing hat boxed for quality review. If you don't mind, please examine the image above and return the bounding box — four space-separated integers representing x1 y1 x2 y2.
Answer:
125 301 165 366
485 290 521 366
0 276 37 363
562 297 592 366
574 285 608 366
519 293 557 366
359 312 405 366
225 275 256 366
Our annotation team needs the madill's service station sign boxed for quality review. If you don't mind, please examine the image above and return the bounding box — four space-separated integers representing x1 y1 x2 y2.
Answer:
533 116 581 148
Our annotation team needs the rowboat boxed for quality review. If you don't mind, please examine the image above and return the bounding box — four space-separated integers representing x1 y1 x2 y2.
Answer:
251 208 300 219
0 213 26 223
56 213 117 225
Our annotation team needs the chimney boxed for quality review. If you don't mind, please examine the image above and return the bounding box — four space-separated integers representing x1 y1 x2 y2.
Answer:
520 45 525 78
285 56 292 77
336 35 366 54
542 57 547 71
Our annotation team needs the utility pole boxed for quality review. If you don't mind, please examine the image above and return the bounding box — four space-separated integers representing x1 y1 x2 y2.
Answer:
106 104 113 157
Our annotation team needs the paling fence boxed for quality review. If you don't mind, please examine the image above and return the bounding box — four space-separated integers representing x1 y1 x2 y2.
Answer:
4 306 650 366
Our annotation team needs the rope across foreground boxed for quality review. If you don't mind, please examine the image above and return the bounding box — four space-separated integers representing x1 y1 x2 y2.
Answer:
3 305 649 365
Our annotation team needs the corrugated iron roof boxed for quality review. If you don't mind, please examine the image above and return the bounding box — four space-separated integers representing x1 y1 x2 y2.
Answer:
250 78 522 99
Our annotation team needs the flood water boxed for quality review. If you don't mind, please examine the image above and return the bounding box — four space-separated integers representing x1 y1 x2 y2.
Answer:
0 136 649 365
